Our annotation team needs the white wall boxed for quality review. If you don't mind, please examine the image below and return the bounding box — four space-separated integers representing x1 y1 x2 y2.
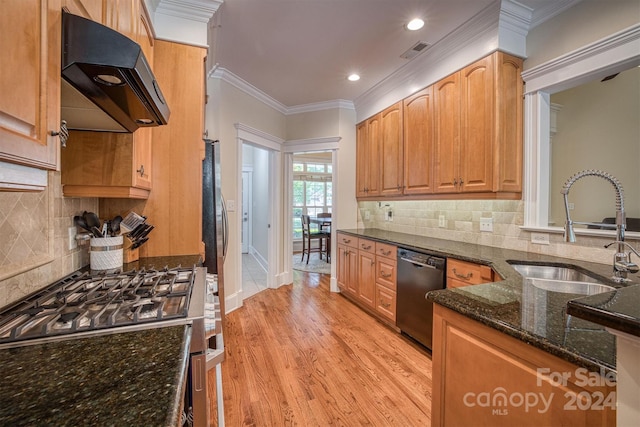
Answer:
549 67 640 227
524 0 640 70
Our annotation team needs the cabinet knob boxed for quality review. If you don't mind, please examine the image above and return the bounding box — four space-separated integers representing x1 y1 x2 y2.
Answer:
137 165 145 177
459 178 464 186
453 178 458 186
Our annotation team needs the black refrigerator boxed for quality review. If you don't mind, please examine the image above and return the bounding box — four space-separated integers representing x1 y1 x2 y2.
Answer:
202 139 228 321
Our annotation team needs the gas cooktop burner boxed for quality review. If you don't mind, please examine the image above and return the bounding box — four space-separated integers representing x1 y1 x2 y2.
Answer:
0 266 197 347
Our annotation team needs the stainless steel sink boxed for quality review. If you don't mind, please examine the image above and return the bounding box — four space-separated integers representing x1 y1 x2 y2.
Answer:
510 263 602 284
526 278 615 295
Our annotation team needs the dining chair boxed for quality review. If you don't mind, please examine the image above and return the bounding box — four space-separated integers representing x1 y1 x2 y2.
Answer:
317 212 332 232
301 214 330 264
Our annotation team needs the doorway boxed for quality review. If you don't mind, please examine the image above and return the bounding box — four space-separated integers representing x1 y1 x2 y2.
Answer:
241 144 269 300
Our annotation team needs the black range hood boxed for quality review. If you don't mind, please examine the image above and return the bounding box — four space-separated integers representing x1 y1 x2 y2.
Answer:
61 11 170 133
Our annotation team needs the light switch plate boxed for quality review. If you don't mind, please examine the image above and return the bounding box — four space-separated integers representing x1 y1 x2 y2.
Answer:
480 217 493 232
226 199 236 212
439 215 446 228
364 209 370 220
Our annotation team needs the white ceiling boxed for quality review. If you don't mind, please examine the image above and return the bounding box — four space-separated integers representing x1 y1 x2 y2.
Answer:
211 0 577 108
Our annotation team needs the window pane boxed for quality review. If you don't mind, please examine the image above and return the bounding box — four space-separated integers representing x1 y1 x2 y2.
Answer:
326 182 332 206
293 216 302 239
307 163 325 173
293 163 304 172
306 181 325 206
327 164 332 173
293 181 305 206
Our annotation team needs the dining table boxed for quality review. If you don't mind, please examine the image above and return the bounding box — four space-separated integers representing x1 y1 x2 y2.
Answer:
309 216 332 232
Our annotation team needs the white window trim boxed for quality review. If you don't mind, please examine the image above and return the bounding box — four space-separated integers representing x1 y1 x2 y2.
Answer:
521 24 640 239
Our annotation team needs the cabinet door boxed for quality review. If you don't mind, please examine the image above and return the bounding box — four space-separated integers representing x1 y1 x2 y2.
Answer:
375 285 396 322
132 130 152 189
494 52 523 193
358 250 376 307
346 248 358 296
460 56 494 193
365 114 381 196
103 0 136 40
0 0 60 171
379 102 403 196
403 87 434 195
355 121 368 198
433 73 460 193
62 0 103 21
337 244 349 291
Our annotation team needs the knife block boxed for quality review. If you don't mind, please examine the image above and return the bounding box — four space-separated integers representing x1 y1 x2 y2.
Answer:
123 237 139 263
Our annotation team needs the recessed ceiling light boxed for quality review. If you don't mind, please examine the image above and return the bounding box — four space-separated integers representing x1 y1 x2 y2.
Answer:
347 74 360 82
406 18 424 31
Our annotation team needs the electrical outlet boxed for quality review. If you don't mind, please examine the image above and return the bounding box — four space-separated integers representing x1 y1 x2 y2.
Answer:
226 199 236 211
68 226 78 250
439 214 446 228
531 232 550 245
480 217 493 232
568 203 575 210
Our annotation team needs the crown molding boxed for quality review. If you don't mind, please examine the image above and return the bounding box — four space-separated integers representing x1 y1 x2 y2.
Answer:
522 23 640 93
234 123 284 152
156 0 222 23
211 68 355 115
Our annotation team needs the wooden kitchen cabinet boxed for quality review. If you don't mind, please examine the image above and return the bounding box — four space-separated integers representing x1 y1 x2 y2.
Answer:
357 238 376 307
0 0 62 188
375 241 397 322
61 130 152 198
403 87 434 195
379 102 403 197
337 233 399 326
446 258 495 289
356 51 523 200
60 1 155 199
432 304 616 427
434 52 523 196
337 234 358 295
62 0 103 22
356 115 381 197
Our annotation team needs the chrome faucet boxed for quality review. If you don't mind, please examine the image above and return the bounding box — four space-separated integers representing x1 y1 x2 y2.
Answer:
561 169 638 282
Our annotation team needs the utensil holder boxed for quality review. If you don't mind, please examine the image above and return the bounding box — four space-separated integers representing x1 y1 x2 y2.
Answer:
90 236 124 271
123 237 139 263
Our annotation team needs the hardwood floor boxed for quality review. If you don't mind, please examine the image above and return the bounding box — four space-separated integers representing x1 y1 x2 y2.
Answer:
211 270 433 426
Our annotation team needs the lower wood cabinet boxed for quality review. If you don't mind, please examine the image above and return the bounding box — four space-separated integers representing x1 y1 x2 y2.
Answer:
337 233 398 326
446 258 497 289
432 304 616 427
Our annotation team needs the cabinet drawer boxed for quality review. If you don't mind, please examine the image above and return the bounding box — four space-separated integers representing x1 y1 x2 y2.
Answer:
376 258 397 290
375 242 396 259
337 233 358 249
447 259 494 286
375 284 396 322
357 238 375 254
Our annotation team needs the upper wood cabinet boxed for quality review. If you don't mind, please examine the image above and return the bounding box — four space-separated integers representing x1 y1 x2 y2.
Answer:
403 87 434 195
61 130 152 198
0 0 62 185
356 51 523 200
62 0 103 22
60 0 155 199
379 102 403 197
356 114 380 197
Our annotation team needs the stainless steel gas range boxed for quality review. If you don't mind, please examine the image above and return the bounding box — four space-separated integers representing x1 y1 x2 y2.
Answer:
0 265 224 427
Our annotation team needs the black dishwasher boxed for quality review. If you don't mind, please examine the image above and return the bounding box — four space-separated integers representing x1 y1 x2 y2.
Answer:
397 248 446 349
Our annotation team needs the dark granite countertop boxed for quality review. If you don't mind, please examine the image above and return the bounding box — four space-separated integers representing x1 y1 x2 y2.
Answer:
0 324 191 426
338 228 639 375
568 284 640 338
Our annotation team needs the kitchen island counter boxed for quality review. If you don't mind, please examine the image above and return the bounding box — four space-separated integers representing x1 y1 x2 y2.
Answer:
338 228 638 375
0 325 191 426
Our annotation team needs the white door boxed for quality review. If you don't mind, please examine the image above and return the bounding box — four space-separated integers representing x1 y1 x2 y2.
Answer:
241 171 250 254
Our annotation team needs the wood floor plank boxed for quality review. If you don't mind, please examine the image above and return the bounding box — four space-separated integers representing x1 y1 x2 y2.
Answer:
210 270 432 426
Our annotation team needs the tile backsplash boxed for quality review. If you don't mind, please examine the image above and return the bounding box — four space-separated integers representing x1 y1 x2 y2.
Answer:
358 199 632 265
0 172 97 308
